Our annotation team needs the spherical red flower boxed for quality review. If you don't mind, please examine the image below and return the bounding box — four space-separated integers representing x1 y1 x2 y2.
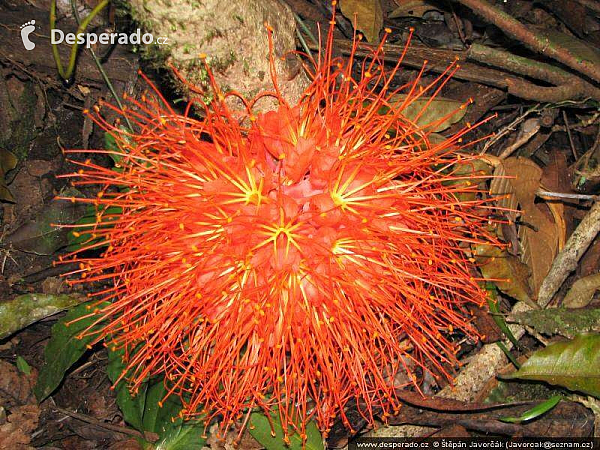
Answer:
61 19 498 443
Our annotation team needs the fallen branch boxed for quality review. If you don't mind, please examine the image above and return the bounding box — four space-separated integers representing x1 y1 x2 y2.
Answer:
453 0 600 84
328 40 600 102
537 201 600 307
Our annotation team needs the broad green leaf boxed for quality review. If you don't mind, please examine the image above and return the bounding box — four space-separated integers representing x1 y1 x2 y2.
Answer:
34 301 106 401
340 0 383 43
107 345 206 449
153 418 206 450
500 396 561 423
16 356 32 375
503 333 600 398
0 148 17 202
66 204 121 252
105 128 134 167
249 410 324 450
144 382 206 449
105 131 123 164
107 345 147 431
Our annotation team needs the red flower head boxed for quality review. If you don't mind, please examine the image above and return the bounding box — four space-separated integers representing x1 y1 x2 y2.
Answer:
60 12 499 444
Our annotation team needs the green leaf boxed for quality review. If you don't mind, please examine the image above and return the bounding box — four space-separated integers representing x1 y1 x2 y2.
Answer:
153 419 206 450
488 295 524 352
106 345 147 431
16 356 32 375
249 410 324 450
66 204 122 252
34 301 106 401
105 131 123 164
500 395 561 423
503 333 600 398
107 346 206 449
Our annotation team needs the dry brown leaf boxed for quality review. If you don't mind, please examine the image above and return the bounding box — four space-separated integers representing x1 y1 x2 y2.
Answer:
0 361 40 450
0 420 34 450
389 0 441 18
340 0 383 43
491 157 561 298
563 273 600 308
474 244 535 307
540 151 572 250
0 360 36 406
107 439 144 450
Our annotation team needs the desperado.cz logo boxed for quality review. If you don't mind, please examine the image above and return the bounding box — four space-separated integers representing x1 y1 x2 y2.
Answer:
51 28 169 48
20 20 36 50
18 20 168 51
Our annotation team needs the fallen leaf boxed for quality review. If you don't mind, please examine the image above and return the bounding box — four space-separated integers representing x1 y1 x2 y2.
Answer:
340 0 383 43
543 30 600 66
503 333 600 398
490 157 561 297
0 360 40 450
389 0 442 19
0 292 86 340
474 244 534 307
391 95 468 133
563 273 600 308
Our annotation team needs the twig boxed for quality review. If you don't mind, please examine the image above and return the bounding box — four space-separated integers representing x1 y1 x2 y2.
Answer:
468 43 600 102
453 0 600 84
497 117 541 159
371 301 532 438
328 39 600 102
480 104 541 154
537 201 600 307
52 406 145 439
562 111 578 160
574 0 600 14
552 110 600 132
69 0 133 131
537 190 599 201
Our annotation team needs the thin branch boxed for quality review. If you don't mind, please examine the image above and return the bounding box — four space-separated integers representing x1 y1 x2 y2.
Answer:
52 406 147 439
537 190 599 201
452 0 600 83
537 201 600 307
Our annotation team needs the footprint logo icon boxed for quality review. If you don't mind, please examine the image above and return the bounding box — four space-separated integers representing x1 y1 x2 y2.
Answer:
20 20 36 50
